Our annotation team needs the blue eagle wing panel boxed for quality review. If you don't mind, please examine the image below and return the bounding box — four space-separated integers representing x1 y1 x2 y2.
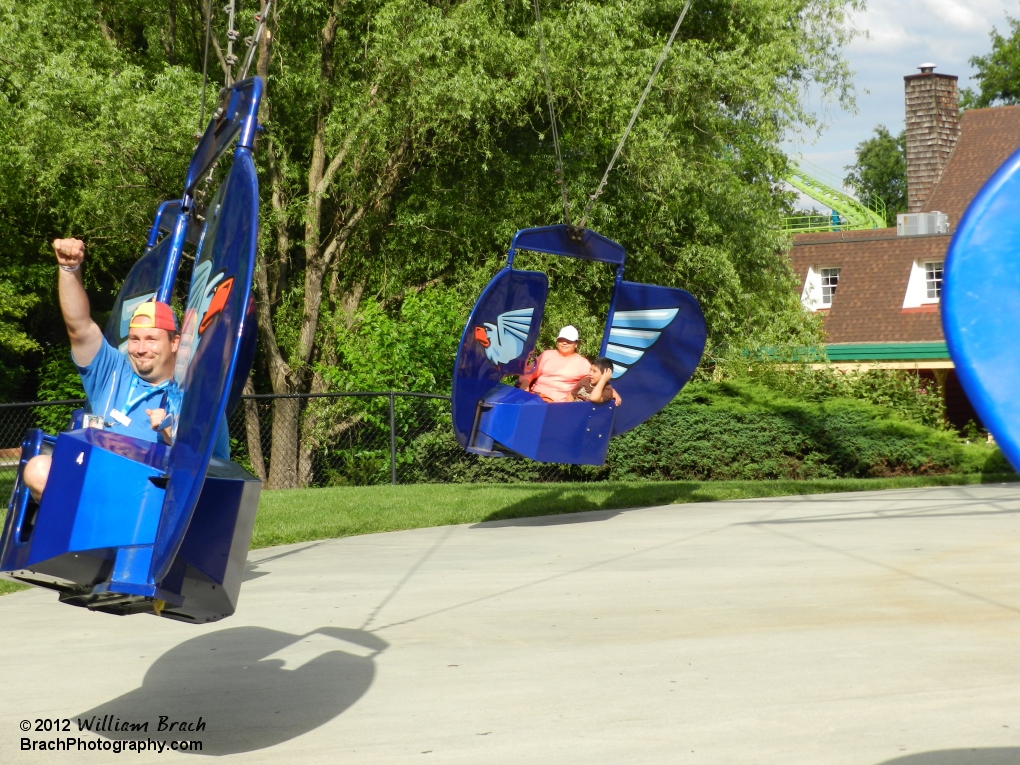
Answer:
149 148 259 583
606 283 706 436
943 146 1020 472
488 308 534 364
103 235 174 351
606 327 661 349
604 308 680 378
451 269 547 447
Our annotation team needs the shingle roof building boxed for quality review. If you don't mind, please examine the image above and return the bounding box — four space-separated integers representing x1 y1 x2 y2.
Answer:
786 81 1020 428
921 105 1020 222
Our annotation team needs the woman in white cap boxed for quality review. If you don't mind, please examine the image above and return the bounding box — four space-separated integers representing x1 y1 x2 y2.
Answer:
518 325 591 402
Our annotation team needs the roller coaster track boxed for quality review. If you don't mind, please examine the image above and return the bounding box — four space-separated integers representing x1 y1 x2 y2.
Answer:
783 161 887 233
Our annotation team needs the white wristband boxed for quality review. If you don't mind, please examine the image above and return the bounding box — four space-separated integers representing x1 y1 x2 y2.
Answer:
59 263 80 272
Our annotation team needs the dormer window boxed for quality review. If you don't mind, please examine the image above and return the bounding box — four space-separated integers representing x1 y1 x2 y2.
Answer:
903 260 944 308
925 261 943 299
820 267 840 305
801 265 840 311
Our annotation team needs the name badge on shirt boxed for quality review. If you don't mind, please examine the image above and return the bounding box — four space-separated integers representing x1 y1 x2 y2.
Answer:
109 409 132 427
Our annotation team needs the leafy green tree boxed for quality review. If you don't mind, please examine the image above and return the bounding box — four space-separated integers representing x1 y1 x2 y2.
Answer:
0 0 204 399
961 16 1020 108
844 125 906 226
244 0 861 486
1 0 863 485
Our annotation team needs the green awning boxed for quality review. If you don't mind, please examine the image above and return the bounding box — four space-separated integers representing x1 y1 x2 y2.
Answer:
826 342 950 361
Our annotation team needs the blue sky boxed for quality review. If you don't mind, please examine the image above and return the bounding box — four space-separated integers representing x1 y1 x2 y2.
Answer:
784 0 1020 193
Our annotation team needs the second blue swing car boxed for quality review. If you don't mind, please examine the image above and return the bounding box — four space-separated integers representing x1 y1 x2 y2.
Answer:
942 140 1020 473
452 225 708 466
0 78 265 623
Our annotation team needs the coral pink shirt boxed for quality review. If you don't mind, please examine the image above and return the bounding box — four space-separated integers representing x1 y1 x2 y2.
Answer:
525 350 590 402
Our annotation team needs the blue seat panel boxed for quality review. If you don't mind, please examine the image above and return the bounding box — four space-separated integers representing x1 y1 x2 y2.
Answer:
476 385 615 465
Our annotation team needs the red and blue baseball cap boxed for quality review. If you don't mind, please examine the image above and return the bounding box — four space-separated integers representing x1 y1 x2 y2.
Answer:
129 300 178 332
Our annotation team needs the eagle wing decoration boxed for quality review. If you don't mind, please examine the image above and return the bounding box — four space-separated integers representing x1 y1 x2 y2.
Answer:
604 308 680 378
484 307 535 364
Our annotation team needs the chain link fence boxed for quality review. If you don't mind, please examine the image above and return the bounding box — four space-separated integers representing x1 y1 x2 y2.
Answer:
0 393 606 492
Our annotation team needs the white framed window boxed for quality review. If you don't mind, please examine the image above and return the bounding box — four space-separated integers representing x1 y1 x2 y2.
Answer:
925 261 943 299
820 267 840 305
801 266 840 311
903 260 944 308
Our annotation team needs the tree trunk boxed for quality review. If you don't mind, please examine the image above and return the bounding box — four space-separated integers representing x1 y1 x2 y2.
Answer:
254 12 306 490
165 0 177 64
268 396 301 489
242 377 266 482
295 280 363 486
250 0 409 489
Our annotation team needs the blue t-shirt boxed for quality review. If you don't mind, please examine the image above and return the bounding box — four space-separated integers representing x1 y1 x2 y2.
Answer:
76 339 229 459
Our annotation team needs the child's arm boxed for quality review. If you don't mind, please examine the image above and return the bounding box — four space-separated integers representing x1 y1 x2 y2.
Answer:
518 352 540 390
589 369 612 403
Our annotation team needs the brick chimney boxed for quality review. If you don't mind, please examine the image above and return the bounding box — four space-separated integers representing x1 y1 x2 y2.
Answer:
904 63 960 212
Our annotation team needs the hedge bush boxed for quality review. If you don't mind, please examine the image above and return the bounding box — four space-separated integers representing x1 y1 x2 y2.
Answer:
402 380 1012 483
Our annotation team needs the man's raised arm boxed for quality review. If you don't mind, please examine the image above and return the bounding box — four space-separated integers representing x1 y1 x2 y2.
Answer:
53 238 103 367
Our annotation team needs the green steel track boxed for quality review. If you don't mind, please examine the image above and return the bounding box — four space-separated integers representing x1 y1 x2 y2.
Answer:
784 162 887 233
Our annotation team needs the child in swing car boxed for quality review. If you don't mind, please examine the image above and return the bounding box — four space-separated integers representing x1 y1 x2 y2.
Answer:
571 357 622 406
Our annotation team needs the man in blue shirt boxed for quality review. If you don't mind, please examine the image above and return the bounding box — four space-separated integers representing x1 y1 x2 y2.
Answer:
80 298 183 443
23 238 227 500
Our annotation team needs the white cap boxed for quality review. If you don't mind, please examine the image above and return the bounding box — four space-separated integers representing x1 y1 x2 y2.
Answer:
557 325 579 342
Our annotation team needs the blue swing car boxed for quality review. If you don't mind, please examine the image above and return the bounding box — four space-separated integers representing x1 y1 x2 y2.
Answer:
452 225 707 465
0 78 264 622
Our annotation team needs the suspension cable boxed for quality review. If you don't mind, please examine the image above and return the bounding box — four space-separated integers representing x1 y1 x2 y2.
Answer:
532 0 572 228
577 0 693 230
197 0 271 137
223 0 239 86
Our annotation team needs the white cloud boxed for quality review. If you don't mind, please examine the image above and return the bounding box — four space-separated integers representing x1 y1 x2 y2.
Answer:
781 0 1020 204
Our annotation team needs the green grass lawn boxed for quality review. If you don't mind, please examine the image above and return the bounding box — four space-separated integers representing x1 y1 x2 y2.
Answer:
0 579 28 596
2 473 1016 597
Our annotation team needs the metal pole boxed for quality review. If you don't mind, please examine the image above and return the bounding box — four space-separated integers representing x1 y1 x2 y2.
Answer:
389 392 397 485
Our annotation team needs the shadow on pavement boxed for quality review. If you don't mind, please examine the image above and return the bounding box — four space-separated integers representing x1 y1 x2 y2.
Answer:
472 481 1020 529
876 750 1020 764
244 542 324 581
476 507 624 527
76 626 386 755
471 485 644 527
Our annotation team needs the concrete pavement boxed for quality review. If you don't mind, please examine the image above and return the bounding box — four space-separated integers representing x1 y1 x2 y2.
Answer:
3 484 1020 763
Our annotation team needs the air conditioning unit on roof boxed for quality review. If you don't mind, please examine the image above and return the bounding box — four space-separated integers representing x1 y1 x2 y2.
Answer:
897 212 949 236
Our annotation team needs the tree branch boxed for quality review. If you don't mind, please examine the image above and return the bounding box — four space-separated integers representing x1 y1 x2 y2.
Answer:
257 12 289 307
294 137 410 373
380 275 445 309
199 0 230 79
303 0 347 289
253 253 295 392
317 83 380 197
250 4 293 394
320 135 411 271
